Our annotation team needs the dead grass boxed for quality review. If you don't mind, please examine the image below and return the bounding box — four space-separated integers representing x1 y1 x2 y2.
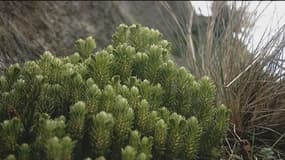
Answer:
159 1 285 159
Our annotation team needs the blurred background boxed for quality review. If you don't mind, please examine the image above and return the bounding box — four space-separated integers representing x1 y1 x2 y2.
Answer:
0 1 284 159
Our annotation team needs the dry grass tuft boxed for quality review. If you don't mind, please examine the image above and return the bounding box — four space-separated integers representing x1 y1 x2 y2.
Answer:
160 1 285 159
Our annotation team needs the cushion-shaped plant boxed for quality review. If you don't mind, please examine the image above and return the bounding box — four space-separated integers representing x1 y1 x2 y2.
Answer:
0 24 229 160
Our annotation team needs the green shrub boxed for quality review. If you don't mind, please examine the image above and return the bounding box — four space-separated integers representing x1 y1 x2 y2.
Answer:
0 24 229 160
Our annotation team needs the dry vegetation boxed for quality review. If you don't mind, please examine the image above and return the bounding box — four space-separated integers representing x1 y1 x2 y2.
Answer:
160 1 285 159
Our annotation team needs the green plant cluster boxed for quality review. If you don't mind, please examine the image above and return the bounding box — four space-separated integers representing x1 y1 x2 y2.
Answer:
0 24 229 160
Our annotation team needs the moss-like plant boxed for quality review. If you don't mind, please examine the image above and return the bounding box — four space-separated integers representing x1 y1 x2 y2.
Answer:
0 24 229 160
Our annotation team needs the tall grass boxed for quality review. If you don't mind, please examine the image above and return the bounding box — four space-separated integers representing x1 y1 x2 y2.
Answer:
159 1 285 159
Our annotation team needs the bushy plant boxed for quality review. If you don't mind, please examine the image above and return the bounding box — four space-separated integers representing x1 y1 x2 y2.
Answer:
0 24 229 160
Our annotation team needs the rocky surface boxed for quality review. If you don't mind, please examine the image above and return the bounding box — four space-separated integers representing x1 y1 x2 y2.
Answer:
0 1 193 71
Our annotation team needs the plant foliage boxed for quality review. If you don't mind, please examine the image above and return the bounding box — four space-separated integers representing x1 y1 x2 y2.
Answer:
0 24 229 160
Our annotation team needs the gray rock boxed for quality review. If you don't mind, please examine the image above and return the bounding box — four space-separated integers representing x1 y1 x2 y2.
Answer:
0 1 193 71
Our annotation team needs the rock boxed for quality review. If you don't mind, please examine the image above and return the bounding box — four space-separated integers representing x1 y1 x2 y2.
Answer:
0 1 193 72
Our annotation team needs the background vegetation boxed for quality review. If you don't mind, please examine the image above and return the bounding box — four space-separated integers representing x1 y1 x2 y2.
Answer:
159 1 285 159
